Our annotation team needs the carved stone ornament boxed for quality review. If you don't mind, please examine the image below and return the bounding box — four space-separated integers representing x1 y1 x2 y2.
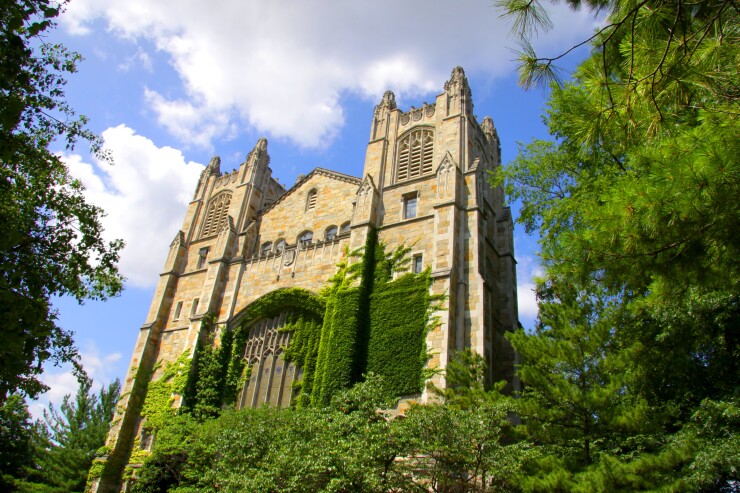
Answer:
283 249 296 266
376 90 397 111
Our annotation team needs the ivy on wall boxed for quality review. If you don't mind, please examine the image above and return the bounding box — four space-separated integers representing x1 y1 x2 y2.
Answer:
137 229 439 430
112 227 443 493
140 351 192 431
367 273 435 395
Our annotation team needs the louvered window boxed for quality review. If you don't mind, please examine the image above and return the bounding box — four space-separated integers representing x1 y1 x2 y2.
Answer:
396 128 434 182
306 189 317 211
201 193 231 237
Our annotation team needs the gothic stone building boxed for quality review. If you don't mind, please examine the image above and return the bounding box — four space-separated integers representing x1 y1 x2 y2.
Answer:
94 67 519 491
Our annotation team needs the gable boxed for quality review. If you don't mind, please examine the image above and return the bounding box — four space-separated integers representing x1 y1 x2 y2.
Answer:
257 169 360 247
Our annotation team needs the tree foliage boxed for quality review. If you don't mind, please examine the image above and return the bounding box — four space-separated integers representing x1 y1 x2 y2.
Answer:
130 374 529 493
0 378 119 492
495 0 739 488
0 0 124 401
29 377 121 492
0 395 34 490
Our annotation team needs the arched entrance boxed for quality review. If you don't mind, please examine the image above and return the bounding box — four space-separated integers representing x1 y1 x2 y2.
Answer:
231 288 325 409
238 312 300 408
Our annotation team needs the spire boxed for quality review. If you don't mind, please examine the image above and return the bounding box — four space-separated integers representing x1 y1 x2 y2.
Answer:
482 116 498 143
444 66 473 116
206 156 221 175
445 66 468 90
370 91 397 141
376 90 397 111
482 116 501 164
247 138 270 165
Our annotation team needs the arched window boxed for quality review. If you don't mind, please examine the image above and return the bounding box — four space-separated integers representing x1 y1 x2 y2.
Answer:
274 239 286 253
339 222 351 235
298 230 313 248
396 128 434 182
325 226 338 242
305 189 317 212
239 313 296 409
201 192 232 238
260 241 272 256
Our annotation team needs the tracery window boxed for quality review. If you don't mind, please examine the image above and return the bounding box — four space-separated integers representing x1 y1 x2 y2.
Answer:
396 128 434 182
239 313 296 409
306 189 317 212
201 192 232 238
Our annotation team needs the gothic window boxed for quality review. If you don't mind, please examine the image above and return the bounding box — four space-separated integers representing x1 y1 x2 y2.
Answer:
196 247 209 269
305 189 318 212
275 239 286 253
260 242 272 256
325 226 338 241
403 193 418 220
201 192 232 238
240 313 296 409
298 230 313 248
339 222 351 235
396 128 434 182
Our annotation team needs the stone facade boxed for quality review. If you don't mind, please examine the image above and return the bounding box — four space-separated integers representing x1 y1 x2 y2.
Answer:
93 66 519 492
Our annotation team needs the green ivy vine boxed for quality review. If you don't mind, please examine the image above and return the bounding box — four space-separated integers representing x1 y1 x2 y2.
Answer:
135 228 442 435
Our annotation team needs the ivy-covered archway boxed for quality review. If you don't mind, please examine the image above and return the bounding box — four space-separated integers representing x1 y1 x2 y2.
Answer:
226 288 325 409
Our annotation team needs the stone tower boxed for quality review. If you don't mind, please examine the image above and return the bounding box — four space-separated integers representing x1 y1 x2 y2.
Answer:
91 67 518 492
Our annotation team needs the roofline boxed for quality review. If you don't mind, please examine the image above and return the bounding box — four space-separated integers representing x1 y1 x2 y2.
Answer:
259 167 361 215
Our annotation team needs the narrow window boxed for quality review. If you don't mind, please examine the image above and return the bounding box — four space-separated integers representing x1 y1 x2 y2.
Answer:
412 254 423 274
173 301 183 321
197 247 209 269
306 189 317 212
325 226 338 241
190 298 200 317
403 194 418 220
298 231 313 248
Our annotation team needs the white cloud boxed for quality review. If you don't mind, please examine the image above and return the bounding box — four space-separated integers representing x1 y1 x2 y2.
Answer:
516 254 544 325
28 344 123 420
60 0 599 148
64 125 204 287
117 48 153 72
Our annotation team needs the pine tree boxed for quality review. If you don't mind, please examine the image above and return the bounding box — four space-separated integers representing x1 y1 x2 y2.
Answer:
495 0 739 487
27 378 120 492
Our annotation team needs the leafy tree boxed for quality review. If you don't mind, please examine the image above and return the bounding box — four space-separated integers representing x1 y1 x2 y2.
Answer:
0 0 124 401
0 395 34 490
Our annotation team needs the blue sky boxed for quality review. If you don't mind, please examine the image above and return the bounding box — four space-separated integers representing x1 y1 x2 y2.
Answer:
32 0 597 416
